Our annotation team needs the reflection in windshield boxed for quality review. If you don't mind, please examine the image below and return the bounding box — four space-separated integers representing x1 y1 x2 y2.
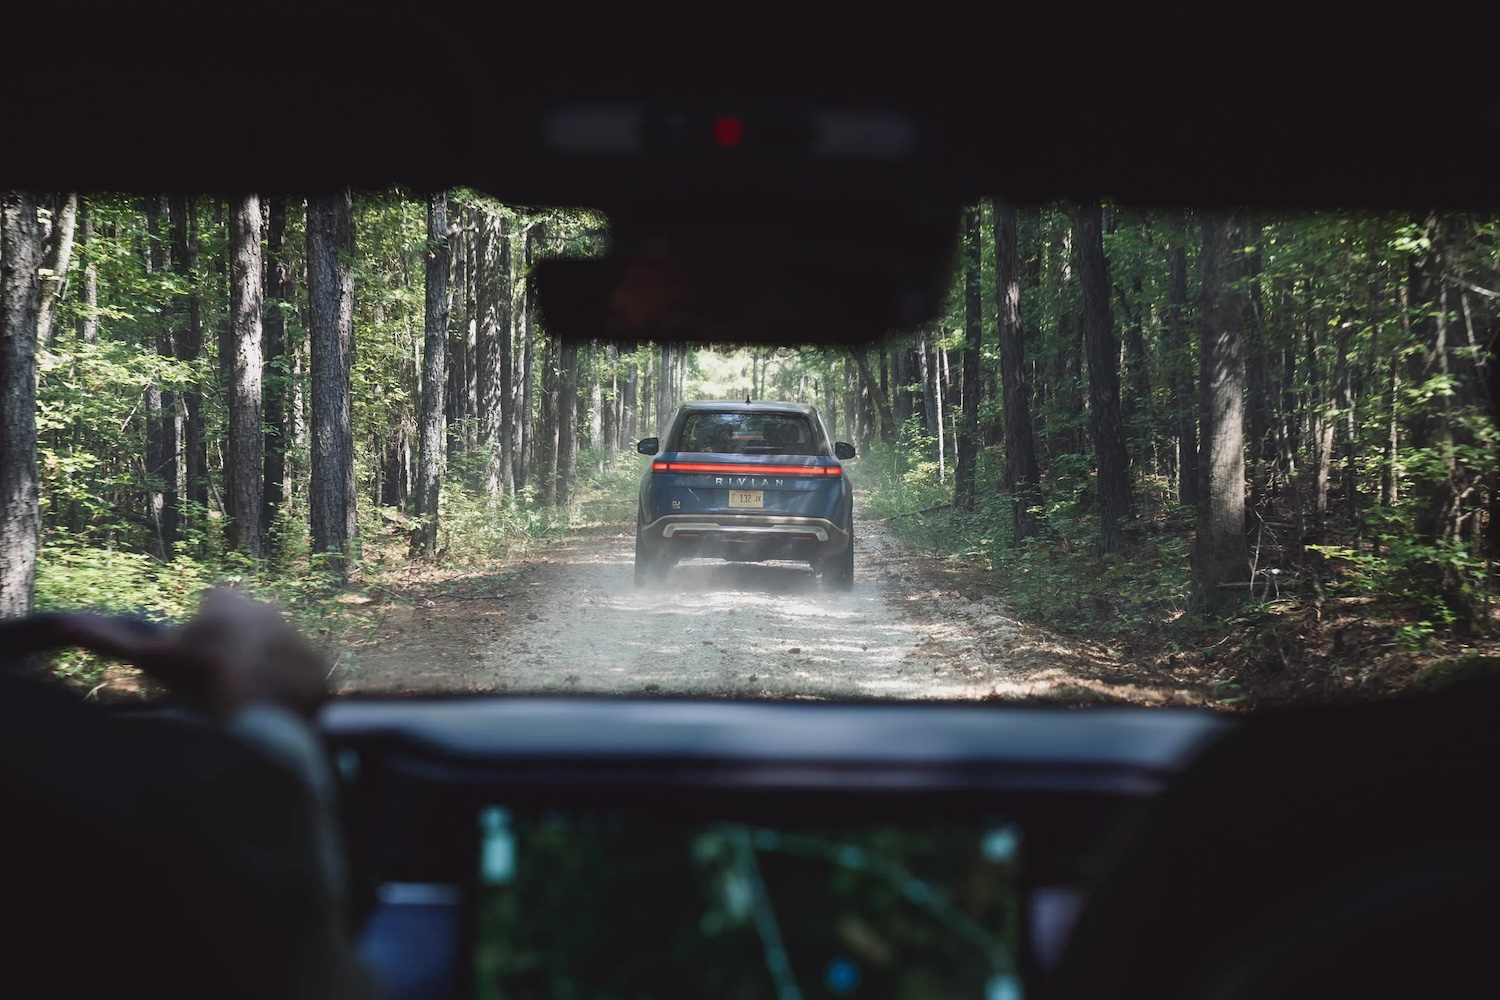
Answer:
474 807 1022 999
5 192 1498 708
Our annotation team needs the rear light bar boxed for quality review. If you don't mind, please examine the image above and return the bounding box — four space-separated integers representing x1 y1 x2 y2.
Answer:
651 462 842 476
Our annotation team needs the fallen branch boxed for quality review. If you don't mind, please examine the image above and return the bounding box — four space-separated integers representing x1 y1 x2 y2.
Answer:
874 503 953 523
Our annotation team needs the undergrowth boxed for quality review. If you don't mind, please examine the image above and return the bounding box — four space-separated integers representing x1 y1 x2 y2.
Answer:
858 441 1500 708
34 448 644 693
862 440 1193 644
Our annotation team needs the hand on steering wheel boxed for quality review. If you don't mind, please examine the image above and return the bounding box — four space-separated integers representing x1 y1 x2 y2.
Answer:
39 588 329 720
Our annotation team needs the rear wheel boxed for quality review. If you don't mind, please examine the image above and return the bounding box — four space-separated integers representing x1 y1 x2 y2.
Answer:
825 530 854 591
634 528 666 587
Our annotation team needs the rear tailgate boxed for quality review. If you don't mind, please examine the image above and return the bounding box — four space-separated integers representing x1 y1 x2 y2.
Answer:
646 455 844 521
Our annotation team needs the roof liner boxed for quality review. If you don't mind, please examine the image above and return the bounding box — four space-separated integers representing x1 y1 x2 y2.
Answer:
6 6 1496 208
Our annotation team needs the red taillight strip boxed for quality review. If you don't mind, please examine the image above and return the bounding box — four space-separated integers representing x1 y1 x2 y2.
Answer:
651 462 841 476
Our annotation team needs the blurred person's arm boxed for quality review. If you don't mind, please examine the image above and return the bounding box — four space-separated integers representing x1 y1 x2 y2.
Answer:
0 591 377 1000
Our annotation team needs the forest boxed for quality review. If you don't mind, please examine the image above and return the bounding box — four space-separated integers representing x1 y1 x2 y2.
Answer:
2 189 1498 697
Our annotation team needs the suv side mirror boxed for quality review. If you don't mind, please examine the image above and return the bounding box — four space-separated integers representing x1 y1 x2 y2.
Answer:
637 437 660 456
834 442 857 460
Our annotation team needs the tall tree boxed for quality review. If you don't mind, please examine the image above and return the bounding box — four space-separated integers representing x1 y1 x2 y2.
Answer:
445 203 471 464
955 202 983 509
1076 201 1131 551
1192 210 1249 612
225 195 264 557
143 196 178 557
515 222 539 491
263 197 293 544
36 192 78 346
474 208 511 495
307 190 357 581
170 195 208 518
851 349 893 447
994 198 1042 540
0 192 43 617
77 197 98 344
555 339 580 506
539 334 560 504
411 192 449 558
1165 240 1197 507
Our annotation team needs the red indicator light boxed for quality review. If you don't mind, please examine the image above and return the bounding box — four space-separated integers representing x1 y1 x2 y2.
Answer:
652 462 840 476
713 116 744 148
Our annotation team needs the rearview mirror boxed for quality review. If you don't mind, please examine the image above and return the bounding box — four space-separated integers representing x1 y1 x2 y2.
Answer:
531 205 960 349
835 442 857 460
637 437 660 456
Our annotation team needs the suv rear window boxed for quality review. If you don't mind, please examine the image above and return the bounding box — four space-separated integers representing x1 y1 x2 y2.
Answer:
674 411 822 456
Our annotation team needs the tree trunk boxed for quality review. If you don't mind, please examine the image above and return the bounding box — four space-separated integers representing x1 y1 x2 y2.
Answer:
445 204 470 464
1304 313 1330 533
955 203 983 509
932 341 946 483
170 195 208 520
539 335 560 504
1121 272 1150 462
36 192 78 347
824 356 839 441
556 338 580 506
1166 242 1197 508
625 359 639 444
475 208 511 495
411 191 449 557
516 230 535 492
893 346 915 431
1192 210 1250 613
226 194 264 558
1383 287 1402 509
916 326 937 444
656 344 670 421
307 191 357 582
507 224 526 489
143 196 178 557
604 346 620 461
1076 201 1131 552
77 198 98 344
0 192 43 617
263 197 292 545
1335 312 1358 536
852 349 893 447
995 198 1042 541
1053 218 1083 457
878 349 889 430
589 346 605 466
842 354 856 446
1242 230 1274 513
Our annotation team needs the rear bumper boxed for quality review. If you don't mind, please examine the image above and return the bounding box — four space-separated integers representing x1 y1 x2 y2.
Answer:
641 513 850 561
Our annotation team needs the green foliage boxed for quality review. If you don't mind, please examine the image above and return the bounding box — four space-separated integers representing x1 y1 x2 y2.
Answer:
861 438 1193 639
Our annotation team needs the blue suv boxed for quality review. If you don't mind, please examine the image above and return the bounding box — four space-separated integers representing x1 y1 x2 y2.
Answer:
634 401 857 588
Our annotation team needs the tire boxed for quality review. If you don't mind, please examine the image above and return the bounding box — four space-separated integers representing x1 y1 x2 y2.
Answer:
634 527 666 587
826 527 854 591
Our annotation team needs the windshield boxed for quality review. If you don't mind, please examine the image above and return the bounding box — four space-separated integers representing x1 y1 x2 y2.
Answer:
7 193 1498 709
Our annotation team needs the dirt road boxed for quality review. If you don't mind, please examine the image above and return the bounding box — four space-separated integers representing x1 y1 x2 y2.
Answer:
334 508 1204 705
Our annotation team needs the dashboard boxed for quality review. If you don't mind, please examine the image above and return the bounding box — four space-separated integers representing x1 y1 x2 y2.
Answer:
322 698 1232 998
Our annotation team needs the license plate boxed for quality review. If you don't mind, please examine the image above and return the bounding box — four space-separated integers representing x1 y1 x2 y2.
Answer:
728 489 764 508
